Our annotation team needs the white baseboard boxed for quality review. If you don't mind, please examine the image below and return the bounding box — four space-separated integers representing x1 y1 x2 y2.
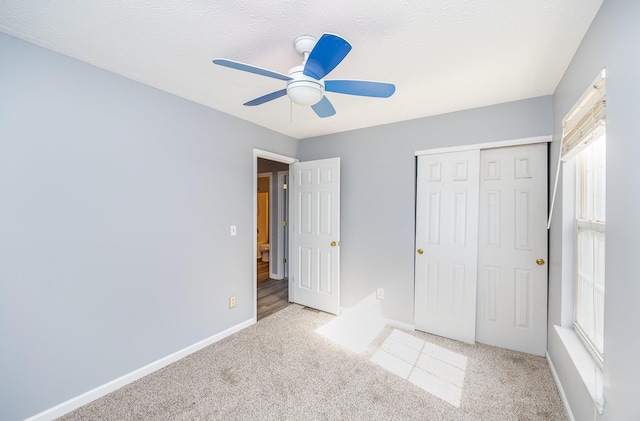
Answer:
383 318 415 332
546 351 576 421
25 318 255 421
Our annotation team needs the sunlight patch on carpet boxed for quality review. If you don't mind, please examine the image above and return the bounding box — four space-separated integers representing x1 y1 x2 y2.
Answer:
370 329 467 407
316 293 385 354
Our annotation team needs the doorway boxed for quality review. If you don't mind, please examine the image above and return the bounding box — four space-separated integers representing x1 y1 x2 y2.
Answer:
253 149 342 320
255 152 295 321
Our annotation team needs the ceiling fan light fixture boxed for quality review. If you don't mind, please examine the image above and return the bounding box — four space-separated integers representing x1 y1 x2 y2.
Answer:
287 80 323 106
286 65 324 106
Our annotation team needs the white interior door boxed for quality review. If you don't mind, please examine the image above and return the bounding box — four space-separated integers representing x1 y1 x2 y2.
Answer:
290 158 340 315
415 150 480 344
476 143 548 356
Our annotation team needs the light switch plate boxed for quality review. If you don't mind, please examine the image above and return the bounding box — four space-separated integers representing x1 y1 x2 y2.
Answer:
230 225 237 236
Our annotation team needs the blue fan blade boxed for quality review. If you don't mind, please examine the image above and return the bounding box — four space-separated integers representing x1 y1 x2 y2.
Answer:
213 59 291 81
325 80 396 98
303 34 352 80
243 89 288 106
311 96 336 118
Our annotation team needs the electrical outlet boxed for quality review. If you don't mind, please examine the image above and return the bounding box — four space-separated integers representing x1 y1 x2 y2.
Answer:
376 288 384 300
229 295 236 308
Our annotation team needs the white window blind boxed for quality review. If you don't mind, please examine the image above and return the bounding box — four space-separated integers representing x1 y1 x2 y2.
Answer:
548 69 606 229
561 71 606 161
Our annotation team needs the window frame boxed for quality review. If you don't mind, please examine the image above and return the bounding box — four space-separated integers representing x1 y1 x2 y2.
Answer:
572 133 606 367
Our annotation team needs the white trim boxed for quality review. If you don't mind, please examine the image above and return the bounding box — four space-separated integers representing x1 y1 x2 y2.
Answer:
576 219 605 233
384 318 416 332
276 171 289 280
547 351 576 421
253 149 297 322
25 318 255 421
547 138 563 229
553 325 605 414
414 135 551 156
253 149 298 165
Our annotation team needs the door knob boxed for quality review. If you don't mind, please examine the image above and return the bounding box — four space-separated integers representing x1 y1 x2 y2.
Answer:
536 258 545 266
331 241 337 247
417 249 424 255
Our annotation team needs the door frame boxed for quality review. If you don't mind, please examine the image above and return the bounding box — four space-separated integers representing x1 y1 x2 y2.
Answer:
276 171 289 279
415 136 551 157
253 149 297 323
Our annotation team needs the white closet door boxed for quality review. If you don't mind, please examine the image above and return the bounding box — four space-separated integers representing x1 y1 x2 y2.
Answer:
415 150 480 344
476 143 548 356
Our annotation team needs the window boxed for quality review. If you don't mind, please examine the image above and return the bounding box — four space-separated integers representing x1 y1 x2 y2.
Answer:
559 70 606 364
574 135 606 362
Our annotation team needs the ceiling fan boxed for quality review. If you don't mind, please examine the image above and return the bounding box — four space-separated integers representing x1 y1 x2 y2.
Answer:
213 33 395 118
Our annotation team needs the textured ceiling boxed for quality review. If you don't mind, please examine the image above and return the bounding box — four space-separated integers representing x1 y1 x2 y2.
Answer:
0 1 603 139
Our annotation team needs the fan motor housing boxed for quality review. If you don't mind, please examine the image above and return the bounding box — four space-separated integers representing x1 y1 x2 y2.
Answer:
286 65 324 106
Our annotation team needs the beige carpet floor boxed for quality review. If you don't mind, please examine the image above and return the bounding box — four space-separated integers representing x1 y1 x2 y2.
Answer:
58 304 567 420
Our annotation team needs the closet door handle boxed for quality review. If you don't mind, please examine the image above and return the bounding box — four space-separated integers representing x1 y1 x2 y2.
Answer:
417 249 424 255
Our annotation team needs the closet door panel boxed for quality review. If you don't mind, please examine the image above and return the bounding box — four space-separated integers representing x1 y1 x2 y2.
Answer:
415 150 480 344
476 143 548 356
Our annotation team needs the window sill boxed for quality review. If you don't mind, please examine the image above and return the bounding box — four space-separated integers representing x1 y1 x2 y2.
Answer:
553 325 604 414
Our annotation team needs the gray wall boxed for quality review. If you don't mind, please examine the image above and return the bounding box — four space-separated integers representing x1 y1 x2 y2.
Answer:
298 96 552 324
0 33 297 420
548 1 640 419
